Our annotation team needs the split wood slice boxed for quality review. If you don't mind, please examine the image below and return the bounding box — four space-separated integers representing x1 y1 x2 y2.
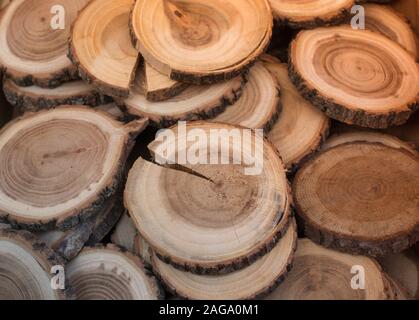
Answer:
378 249 419 299
125 121 292 274
262 56 330 171
0 106 148 231
111 213 139 254
153 219 297 300
96 103 125 120
384 274 410 300
140 62 188 102
268 0 354 29
130 0 272 85
134 234 152 266
264 239 389 300
66 245 163 300
293 142 419 257
3 78 110 115
69 0 139 98
0 0 88 88
211 61 281 131
364 4 417 58
289 26 419 128
123 74 244 128
0 228 71 299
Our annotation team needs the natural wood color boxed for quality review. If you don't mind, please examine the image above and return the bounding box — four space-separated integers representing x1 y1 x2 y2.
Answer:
123 74 244 128
0 0 88 87
269 0 354 28
69 0 139 98
262 56 330 171
66 245 163 300
265 239 390 300
0 106 148 231
111 212 138 254
384 273 410 300
130 0 272 84
289 26 419 128
211 62 281 131
293 142 419 257
153 220 297 300
0 228 71 299
125 122 292 274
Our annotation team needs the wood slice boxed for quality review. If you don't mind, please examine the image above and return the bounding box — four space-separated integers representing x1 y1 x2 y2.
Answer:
153 219 297 300
0 1 10 10
130 0 272 84
95 103 126 121
3 78 110 115
293 142 419 257
378 249 419 299
67 245 163 300
69 0 139 98
0 106 148 231
364 4 417 59
262 56 330 171
140 62 188 102
269 0 354 29
0 0 88 87
125 122 292 274
384 111 419 149
211 62 281 131
122 74 244 128
0 228 71 299
264 239 389 300
383 273 410 300
111 213 138 253
289 26 419 128
134 234 153 266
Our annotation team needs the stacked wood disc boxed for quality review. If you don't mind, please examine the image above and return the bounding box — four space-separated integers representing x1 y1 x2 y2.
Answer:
293 132 419 257
289 26 419 128
0 229 71 299
66 245 162 300
125 121 292 274
130 0 272 84
0 106 147 231
265 239 391 300
111 213 139 254
152 220 297 300
262 55 330 171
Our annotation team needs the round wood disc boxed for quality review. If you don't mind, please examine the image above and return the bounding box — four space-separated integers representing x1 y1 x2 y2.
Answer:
0 228 70 300
3 78 110 115
268 0 354 29
66 245 162 300
125 122 292 274
0 106 148 231
262 55 330 170
211 61 281 131
153 219 297 300
69 0 139 98
264 239 389 300
293 141 419 257
289 26 419 128
123 74 244 128
364 4 417 59
0 0 88 87
130 0 272 84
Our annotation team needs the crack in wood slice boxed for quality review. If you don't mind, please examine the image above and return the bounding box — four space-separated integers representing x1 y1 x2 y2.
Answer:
66 244 163 300
152 219 297 300
0 106 148 231
293 141 419 257
0 228 71 299
211 61 281 131
3 78 111 115
364 4 417 59
289 26 419 128
0 0 89 88
125 121 292 274
69 0 139 98
262 55 330 171
130 0 272 84
269 0 354 29
122 73 244 128
111 212 139 254
265 239 390 300
378 249 419 299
